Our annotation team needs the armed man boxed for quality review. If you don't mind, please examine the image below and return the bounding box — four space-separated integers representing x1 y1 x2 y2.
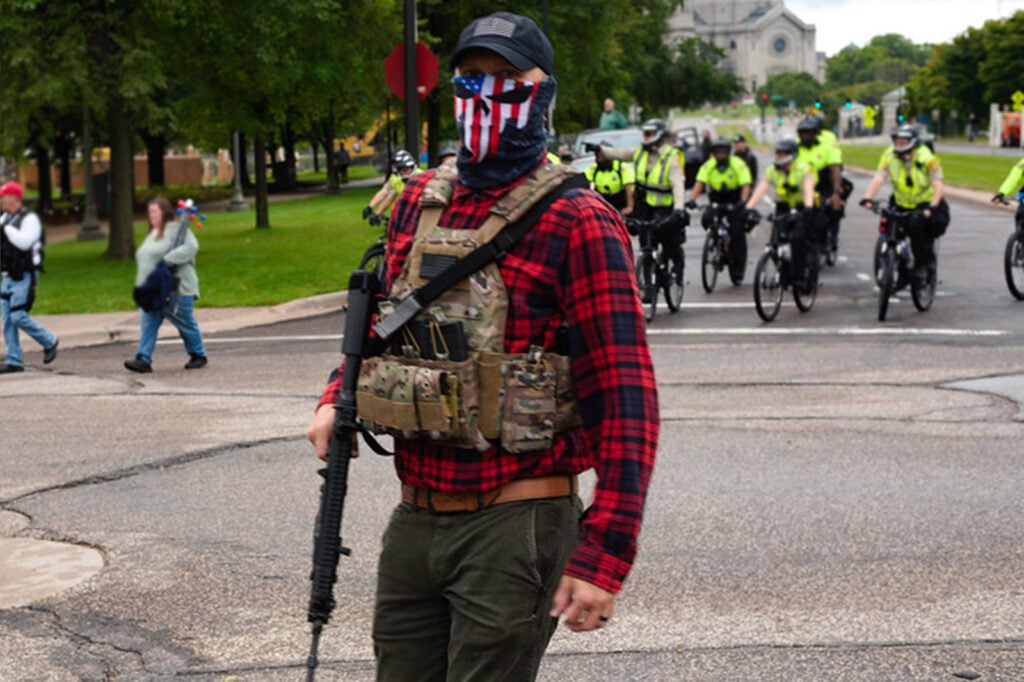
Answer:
306 11 658 681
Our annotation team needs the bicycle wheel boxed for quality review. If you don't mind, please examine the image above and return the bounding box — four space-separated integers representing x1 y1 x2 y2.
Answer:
793 262 818 313
700 231 719 293
1005 233 1024 300
753 251 783 322
911 262 936 312
665 258 684 312
358 241 386 278
635 252 657 322
877 248 896 322
872 235 884 286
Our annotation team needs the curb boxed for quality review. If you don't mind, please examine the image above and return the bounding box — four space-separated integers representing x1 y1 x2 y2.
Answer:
33 290 348 351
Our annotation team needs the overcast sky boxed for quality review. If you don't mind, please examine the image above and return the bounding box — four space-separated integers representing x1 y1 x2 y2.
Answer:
785 0 1024 57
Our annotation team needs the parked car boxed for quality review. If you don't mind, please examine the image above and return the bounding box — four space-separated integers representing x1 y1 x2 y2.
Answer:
573 126 645 156
570 126 645 173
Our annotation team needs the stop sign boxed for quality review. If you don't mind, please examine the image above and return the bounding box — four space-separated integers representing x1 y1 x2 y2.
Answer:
384 43 439 101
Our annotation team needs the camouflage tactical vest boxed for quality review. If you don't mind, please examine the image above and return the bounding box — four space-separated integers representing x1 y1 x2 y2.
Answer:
356 164 581 452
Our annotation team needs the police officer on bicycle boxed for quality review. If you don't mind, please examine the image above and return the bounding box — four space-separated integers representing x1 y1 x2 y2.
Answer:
687 137 753 282
860 124 948 287
599 118 688 279
796 116 844 252
745 138 818 293
584 143 636 215
992 156 1024 226
364 149 420 225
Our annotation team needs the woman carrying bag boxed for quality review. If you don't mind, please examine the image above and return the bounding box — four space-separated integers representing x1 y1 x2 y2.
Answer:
124 197 208 373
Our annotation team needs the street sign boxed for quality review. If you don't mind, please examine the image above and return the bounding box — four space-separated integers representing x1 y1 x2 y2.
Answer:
1012 91 1024 112
863 105 876 128
384 42 439 101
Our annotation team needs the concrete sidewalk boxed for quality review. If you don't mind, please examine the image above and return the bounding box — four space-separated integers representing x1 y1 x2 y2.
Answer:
32 290 347 352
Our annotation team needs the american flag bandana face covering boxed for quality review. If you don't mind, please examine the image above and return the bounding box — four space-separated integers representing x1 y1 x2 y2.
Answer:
453 74 542 163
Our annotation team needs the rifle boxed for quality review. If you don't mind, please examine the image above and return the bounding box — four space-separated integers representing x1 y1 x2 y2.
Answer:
305 269 380 681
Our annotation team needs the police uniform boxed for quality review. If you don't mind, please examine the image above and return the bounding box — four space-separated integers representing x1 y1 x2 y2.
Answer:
585 159 635 212
997 157 1024 225
765 159 819 290
876 143 948 270
694 155 752 278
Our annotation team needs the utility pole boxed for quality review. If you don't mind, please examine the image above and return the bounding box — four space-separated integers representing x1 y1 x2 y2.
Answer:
403 0 418 159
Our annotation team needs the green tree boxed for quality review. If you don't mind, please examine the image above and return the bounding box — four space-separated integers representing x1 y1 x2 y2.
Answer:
978 11 1024 106
826 34 929 89
759 72 822 109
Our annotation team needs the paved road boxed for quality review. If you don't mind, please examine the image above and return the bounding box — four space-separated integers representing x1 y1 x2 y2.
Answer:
1 189 1023 681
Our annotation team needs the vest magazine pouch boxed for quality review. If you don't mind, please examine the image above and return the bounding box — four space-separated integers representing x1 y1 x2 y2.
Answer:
356 353 483 449
477 351 504 440
501 353 557 453
356 357 419 434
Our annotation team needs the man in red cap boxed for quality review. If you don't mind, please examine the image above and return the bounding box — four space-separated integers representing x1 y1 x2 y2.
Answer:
306 11 658 681
1 181 59 372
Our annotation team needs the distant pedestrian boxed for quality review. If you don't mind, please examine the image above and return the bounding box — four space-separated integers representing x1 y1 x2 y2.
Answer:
124 197 208 373
0 181 58 373
732 134 758 183
598 98 628 131
700 129 713 163
335 144 351 184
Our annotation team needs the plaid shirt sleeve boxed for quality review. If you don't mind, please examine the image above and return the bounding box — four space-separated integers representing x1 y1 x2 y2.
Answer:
554 190 659 593
317 169 659 593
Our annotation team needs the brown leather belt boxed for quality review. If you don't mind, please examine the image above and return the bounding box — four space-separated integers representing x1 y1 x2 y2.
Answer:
401 475 577 514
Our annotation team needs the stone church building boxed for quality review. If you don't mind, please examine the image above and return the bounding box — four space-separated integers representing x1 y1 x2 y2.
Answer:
668 0 825 94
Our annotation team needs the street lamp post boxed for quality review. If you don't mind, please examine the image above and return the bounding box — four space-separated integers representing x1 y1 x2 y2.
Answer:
228 131 248 212
76 113 104 242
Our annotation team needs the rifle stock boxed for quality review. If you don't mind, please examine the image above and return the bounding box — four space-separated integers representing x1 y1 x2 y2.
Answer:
306 269 379 680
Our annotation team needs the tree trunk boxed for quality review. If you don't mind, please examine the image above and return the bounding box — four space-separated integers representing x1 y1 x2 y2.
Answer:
239 132 252 190
55 131 73 199
104 95 136 259
321 117 340 194
254 136 269 229
142 132 167 187
311 141 319 173
33 141 53 214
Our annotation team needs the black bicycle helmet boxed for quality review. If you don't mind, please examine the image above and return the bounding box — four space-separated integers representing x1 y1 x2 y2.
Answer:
392 149 416 169
890 124 919 154
773 138 799 167
640 118 668 146
710 137 732 153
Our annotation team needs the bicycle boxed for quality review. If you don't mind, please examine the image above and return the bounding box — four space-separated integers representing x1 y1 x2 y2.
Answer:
862 200 936 321
625 215 685 323
357 210 387 279
751 209 819 322
996 195 1024 300
698 202 744 293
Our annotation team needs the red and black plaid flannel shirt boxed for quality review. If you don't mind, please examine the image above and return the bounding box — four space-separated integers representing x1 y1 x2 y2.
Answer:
319 163 659 593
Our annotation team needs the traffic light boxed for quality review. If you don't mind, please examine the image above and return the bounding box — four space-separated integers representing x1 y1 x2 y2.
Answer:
844 98 852 109
761 92 768 103
814 95 822 111
896 104 905 122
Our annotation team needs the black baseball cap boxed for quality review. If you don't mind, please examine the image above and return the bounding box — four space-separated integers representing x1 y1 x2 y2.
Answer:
450 12 555 75
732 134 746 143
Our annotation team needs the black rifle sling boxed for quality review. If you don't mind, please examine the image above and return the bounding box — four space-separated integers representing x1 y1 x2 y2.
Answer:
373 173 588 341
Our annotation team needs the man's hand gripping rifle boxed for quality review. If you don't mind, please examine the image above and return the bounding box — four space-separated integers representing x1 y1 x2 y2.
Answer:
305 268 380 681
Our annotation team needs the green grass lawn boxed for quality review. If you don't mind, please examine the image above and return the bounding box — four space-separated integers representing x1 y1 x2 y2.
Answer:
842 145 1010 193
36 186 382 314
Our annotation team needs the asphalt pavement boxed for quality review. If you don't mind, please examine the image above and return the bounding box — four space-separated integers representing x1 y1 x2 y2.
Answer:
3 161 1024 680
